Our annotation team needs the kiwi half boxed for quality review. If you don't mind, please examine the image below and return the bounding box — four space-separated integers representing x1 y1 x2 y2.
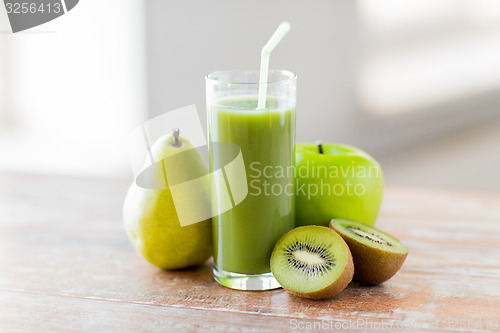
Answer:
329 219 408 285
270 226 354 300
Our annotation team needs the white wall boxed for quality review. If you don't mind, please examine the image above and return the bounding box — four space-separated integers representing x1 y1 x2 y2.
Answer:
0 0 147 178
144 0 500 192
1 0 499 191
145 0 358 145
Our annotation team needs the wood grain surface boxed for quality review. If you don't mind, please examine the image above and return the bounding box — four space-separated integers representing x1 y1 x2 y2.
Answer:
1 173 499 332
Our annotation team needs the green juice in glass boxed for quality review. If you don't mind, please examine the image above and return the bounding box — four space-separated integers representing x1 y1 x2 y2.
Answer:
209 96 295 275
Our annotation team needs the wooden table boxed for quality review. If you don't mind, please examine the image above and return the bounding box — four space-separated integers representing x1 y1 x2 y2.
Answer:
1 173 499 332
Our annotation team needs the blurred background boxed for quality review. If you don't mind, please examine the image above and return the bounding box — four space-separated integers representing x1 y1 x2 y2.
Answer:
1 0 499 192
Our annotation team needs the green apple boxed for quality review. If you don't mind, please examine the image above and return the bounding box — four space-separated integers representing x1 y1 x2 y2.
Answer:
295 142 384 227
123 130 212 270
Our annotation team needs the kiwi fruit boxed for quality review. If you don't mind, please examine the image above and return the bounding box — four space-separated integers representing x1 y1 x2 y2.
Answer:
329 219 408 285
270 226 354 300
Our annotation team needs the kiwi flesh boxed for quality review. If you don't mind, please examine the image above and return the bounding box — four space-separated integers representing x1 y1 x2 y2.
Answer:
329 219 408 285
270 226 354 300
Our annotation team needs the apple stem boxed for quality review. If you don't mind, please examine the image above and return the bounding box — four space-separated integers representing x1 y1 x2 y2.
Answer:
317 141 323 154
172 128 181 147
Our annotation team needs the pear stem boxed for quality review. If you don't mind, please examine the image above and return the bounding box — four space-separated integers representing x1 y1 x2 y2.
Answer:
172 128 181 147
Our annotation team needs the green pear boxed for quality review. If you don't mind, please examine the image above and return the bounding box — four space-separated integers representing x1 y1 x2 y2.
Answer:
123 130 212 270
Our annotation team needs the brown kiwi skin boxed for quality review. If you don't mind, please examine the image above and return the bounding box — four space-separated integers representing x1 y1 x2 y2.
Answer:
329 220 408 285
280 227 354 300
